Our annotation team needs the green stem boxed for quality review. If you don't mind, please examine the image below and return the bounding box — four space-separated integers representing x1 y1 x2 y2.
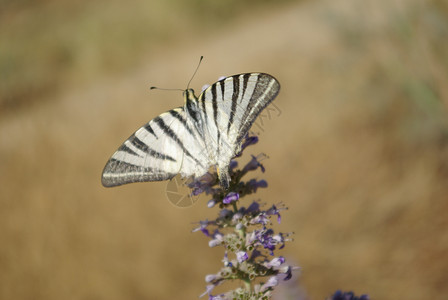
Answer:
243 277 251 292
232 201 238 213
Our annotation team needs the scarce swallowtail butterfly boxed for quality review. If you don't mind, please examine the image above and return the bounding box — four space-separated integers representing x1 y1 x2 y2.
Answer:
102 72 280 189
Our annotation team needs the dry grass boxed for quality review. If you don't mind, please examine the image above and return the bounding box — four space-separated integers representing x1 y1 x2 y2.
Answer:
1 0 447 299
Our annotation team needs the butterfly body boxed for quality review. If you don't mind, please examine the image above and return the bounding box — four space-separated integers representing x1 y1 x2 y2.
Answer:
102 73 280 189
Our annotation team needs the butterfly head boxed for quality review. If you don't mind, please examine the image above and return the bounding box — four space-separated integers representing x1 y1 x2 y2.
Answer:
183 88 198 103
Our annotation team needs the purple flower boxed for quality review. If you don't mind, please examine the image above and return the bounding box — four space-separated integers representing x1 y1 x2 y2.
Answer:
250 213 269 225
229 160 238 170
201 271 227 298
248 205 282 225
245 201 260 213
249 249 263 261
246 230 258 246
209 295 225 300
235 135 259 157
200 285 215 298
247 179 268 193
192 187 204 196
201 84 210 92
246 228 288 255
273 233 285 247
258 229 278 252
260 276 279 292
223 192 239 204
265 256 285 268
266 204 283 224
192 220 215 237
279 266 293 281
243 154 266 173
218 209 233 218
236 251 249 263
205 274 221 283
209 230 224 247
329 290 370 300
240 135 259 151
207 199 217 208
222 252 232 267
187 173 216 196
232 212 243 223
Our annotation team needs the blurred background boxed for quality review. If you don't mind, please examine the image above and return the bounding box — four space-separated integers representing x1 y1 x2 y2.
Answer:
1 0 448 299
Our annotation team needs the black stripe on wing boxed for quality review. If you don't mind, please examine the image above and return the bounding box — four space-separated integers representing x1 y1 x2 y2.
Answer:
118 144 140 156
212 83 221 156
143 124 158 139
169 109 196 138
128 135 176 162
153 115 205 168
219 78 225 100
102 158 176 187
227 76 240 134
241 73 250 104
201 96 208 123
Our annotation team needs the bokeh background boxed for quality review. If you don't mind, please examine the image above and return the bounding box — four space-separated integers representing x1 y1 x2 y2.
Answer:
1 0 447 299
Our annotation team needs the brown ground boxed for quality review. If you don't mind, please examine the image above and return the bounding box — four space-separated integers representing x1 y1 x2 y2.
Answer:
1 0 447 299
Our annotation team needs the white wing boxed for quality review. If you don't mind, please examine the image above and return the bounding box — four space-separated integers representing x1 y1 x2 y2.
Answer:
197 73 280 187
102 107 209 187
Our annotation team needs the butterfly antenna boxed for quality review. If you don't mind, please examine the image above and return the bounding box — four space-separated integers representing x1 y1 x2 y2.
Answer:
187 56 204 89
149 86 183 92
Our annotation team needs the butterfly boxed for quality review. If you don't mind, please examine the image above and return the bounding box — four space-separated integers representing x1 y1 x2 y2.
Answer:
102 72 280 189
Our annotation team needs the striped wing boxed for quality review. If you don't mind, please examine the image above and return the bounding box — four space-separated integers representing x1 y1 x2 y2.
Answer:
197 73 280 186
102 107 209 187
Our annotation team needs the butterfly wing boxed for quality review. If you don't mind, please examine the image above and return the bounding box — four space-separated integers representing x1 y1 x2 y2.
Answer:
197 73 280 187
102 107 208 187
